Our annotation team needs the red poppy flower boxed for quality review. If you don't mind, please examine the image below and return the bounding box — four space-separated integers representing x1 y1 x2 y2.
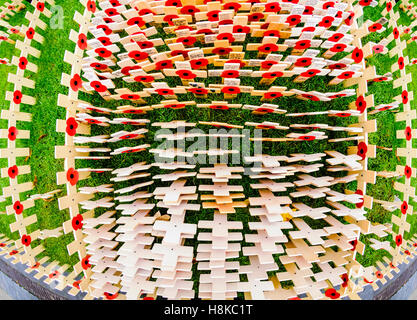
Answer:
189 88 209 95
81 255 91 270
196 28 214 35
294 40 311 50
70 74 83 91
323 1 334 9
350 239 358 251
97 37 112 47
223 2 241 11
297 135 316 141
286 15 301 26
219 20 234 25
31 263 40 269
356 96 366 113
357 142 367 160
387 2 392 11
334 112 352 117
163 14 180 26
87 0 96 12
212 47 233 56
8 126 17 140
263 71 284 79
180 5 200 15
8 165 18 179
328 63 347 70
135 41 152 50
37 2 45 11
17 57 28 70
265 2 281 12
71 214 83 231
375 271 384 279
103 17 114 23
165 0 182 6
402 90 408 104
120 133 140 140
138 9 155 16
13 201 23 214
90 62 108 71
9 250 18 256
26 27 35 39
300 69 320 78
220 70 239 78
155 88 174 96
302 6 314 15
176 70 197 80
261 60 278 69
404 28 411 34
209 105 229 110
134 75 154 83
405 250 411 256
325 288 340 299
122 109 144 114
398 57 405 70
330 43 347 52
217 33 235 43
259 43 278 53
73 280 81 289
264 30 280 37
341 274 349 288
94 48 112 59
353 189 364 208
121 65 141 76
319 16 334 28
67 168 79 186
66 117 78 136
221 86 240 94
368 23 382 32
403 126 412 141
401 201 408 215
395 234 403 246
90 81 108 93
345 11 355 25
13 90 22 104
126 17 145 28
359 0 371 6
248 12 264 22
301 94 319 101
104 292 119 300
338 71 354 79
127 50 148 61
0 243 6 247
294 57 312 67
120 94 140 100
206 10 221 21
328 33 344 42
171 50 189 59
152 60 172 71
264 92 283 99
177 36 197 46
105 8 119 16
164 103 186 109
393 28 399 39
21 235 31 247
404 165 412 179
96 24 112 35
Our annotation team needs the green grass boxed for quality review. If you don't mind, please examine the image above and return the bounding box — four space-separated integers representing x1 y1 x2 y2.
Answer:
0 0 415 287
